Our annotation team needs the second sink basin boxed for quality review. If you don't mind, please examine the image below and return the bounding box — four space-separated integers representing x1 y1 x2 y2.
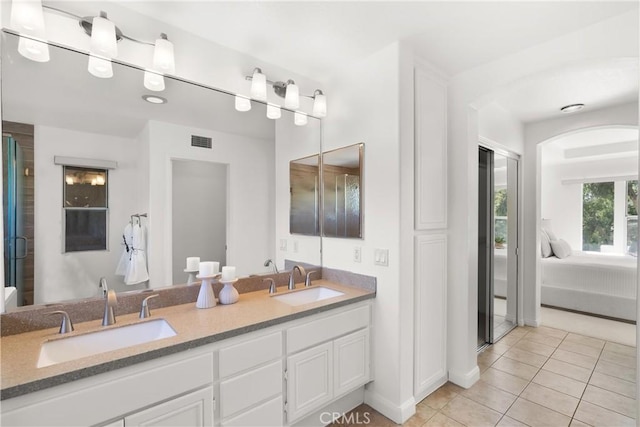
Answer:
272 286 344 306
37 318 177 368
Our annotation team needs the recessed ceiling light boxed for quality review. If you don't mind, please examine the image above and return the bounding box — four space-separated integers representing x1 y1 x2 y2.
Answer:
560 103 584 113
142 95 167 104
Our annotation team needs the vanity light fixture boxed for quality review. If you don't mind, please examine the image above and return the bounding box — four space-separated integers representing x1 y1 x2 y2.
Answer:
10 0 50 62
235 95 252 112
560 103 585 113
244 68 328 124
250 68 268 101
9 1 176 91
142 95 168 104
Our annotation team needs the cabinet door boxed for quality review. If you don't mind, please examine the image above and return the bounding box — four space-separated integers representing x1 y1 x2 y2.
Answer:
334 329 370 396
286 341 333 423
125 387 213 427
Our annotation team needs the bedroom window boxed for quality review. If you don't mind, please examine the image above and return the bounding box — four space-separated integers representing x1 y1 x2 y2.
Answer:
627 180 638 255
494 188 508 246
582 182 614 252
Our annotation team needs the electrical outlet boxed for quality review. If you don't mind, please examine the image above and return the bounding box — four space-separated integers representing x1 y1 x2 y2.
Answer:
353 246 362 263
374 248 389 266
280 239 287 251
293 240 299 253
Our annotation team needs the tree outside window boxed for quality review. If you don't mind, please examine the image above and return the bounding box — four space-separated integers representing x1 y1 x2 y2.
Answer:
582 182 614 252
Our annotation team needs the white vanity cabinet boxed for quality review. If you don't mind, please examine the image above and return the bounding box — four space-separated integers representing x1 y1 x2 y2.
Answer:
285 305 371 424
1 300 372 427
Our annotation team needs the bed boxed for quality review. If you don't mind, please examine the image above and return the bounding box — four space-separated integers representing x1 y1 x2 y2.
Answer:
541 251 638 321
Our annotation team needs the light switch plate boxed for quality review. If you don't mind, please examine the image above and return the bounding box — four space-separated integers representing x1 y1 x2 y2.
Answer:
293 240 299 253
353 246 362 263
280 239 287 251
374 248 389 266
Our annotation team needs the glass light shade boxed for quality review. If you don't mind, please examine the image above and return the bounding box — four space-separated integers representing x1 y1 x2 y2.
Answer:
250 70 267 101
88 55 113 79
96 176 105 185
144 70 165 92
90 15 117 58
266 104 281 120
284 82 300 109
65 176 74 185
18 36 49 62
312 93 327 117
10 0 46 35
153 37 175 74
294 112 308 126
235 95 251 112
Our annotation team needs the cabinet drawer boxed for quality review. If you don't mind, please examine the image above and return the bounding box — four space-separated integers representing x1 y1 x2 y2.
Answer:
287 304 369 353
222 396 283 427
125 387 214 427
219 332 282 378
219 360 282 418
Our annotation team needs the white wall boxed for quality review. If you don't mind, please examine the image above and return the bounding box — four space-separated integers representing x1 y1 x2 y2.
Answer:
141 120 276 285
274 113 322 271
34 125 142 303
321 42 416 422
447 9 638 387
541 156 638 250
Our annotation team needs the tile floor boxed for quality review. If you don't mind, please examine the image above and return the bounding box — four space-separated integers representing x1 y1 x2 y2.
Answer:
338 324 637 426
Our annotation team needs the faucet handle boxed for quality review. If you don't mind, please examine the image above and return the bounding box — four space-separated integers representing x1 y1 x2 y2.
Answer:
263 278 276 294
46 310 74 334
139 294 159 319
305 271 318 287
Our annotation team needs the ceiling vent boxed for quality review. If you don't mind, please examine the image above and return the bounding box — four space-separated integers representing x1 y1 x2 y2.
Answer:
191 135 212 149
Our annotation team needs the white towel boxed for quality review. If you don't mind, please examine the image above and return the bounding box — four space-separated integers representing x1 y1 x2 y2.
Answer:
124 223 150 285
115 223 133 276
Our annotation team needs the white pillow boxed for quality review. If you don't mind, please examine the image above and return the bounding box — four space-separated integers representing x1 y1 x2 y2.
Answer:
541 230 553 258
543 227 557 242
550 239 573 259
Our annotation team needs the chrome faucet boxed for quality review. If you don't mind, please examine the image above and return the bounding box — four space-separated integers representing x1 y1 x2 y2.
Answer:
264 259 279 274
102 289 117 326
46 310 74 334
139 294 159 319
263 278 277 294
98 277 108 297
288 265 306 290
305 271 317 287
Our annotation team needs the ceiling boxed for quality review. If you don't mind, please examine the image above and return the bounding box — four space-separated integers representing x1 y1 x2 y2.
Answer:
542 127 639 165
120 1 638 82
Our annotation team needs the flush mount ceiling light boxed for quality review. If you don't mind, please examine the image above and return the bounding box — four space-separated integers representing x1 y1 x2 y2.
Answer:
560 103 585 113
242 68 328 125
142 95 167 104
9 1 176 90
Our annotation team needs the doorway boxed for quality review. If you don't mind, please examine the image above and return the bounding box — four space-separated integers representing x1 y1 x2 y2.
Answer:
478 146 519 347
171 159 227 284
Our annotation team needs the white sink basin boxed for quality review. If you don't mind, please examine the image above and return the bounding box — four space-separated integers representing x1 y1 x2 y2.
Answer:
37 319 177 368
272 286 344 306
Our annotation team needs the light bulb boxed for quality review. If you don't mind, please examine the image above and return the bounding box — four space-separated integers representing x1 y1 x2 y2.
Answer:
88 55 113 79
65 176 74 185
284 81 299 109
144 70 165 91
90 13 117 58
18 35 49 62
235 95 251 112
10 0 46 35
153 34 175 74
294 112 308 126
96 175 105 185
91 178 97 186
266 104 281 120
250 68 267 101
312 91 327 117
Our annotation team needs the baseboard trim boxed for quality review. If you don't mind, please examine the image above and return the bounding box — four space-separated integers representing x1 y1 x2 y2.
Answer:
414 375 448 404
364 389 416 424
293 387 364 427
524 317 541 327
448 365 480 389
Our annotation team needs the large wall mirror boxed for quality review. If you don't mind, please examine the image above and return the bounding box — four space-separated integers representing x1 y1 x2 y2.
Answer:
1 31 322 308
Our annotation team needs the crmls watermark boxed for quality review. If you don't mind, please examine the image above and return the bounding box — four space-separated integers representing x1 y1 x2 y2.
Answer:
320 411 372 425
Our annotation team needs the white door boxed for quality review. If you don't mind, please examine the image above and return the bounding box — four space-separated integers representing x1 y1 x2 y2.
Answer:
125 387 214 427
286 342 333 423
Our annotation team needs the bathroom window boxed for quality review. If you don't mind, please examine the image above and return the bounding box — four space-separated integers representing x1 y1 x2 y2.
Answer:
63 166 108 252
